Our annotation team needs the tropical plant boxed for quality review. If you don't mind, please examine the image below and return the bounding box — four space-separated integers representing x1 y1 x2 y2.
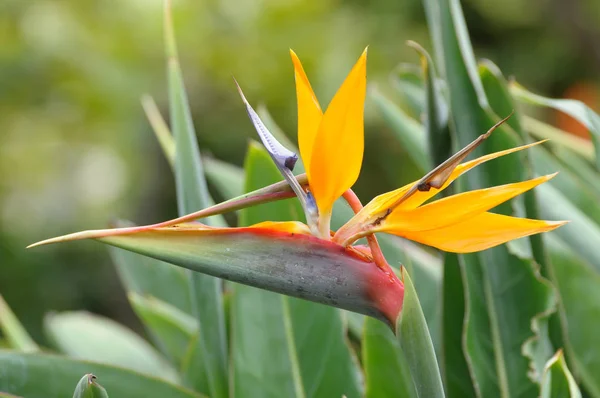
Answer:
1 0 599 397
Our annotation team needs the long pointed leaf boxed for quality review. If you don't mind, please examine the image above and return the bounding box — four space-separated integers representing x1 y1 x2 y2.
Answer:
363 316 417 398
164 2 227 396
397 268 444 398
0 295 38 353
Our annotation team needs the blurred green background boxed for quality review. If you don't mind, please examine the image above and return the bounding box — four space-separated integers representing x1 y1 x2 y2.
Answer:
1 0 599 343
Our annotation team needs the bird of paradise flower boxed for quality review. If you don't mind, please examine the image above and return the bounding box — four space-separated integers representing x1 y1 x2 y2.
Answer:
29 49 565 326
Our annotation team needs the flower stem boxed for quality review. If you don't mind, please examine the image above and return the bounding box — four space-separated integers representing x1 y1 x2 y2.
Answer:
342 189 391 271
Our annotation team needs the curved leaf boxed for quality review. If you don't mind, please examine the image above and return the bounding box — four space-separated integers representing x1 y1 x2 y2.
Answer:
510 83 600 169
72 374 109 398
541 350 582 398
363 316 416 398
164 2 228 396
397 268 444 398
44 312 177 382
128 293 197 367
0 350 204 398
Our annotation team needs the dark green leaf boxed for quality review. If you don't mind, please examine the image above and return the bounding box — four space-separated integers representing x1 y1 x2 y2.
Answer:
0 350 204 398
441 253 476 398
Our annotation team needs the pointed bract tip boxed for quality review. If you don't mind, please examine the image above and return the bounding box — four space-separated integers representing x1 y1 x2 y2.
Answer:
232 76 249 104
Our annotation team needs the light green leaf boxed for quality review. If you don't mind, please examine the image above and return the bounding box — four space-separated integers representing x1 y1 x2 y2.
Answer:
164 2 227 396
541 350 581 398
203 157 244 200
408 41 450 167
110 244 193 314
72 374 109 398
369 87 429 172
521 116 594 162
128 293 197 367
397 268 445 398
0 295 38 353
0 350 204 398
510 83 600 169
44 312 177 382
363 316 417 398
391 64 426 119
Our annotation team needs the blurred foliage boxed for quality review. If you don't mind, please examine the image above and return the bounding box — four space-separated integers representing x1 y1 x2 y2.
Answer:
1 0 599 350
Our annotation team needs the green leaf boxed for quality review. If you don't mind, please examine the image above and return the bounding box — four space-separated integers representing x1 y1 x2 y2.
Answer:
142 95 176 169
369 87 429 172
110 244 193 314
203 157 244 200
479 60 558 379
72 374 109 398
397 268 445 398
391 64 426 119
363 316 417 398
128 293 197 367
522 116 594 162
44 312 178 382
510 83 600 169
547 236 600 397
377 236 442 353
232 142 361 398
0 295 38 353
408 41 450 167
423 0 557 395
164 2 227 396
0 350 204 398
541 350 582 398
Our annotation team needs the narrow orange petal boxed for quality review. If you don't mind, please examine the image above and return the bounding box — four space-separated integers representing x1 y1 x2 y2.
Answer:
309 48 368 215
365 140 546 215
378 173 556 233
290 50 323 172
391 212 566 253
